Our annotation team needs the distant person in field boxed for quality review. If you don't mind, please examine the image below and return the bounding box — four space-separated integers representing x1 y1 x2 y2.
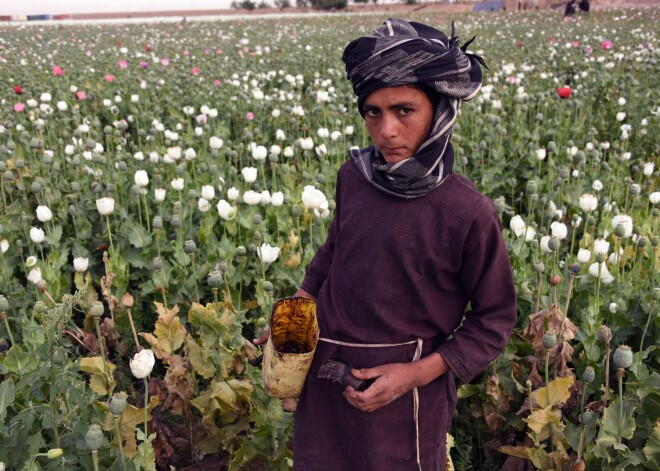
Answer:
256 18 517 470
565 0 577 16
579 0 590 13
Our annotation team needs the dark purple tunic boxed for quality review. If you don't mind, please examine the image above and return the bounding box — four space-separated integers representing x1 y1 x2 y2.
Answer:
294 161 517 470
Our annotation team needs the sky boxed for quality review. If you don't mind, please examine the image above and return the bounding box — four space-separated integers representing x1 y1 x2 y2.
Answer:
1 0 236 16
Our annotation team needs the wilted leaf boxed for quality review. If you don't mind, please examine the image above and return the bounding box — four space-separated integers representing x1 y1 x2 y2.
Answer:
498 445 532 459
524 407 563 440
186 337 216 379
162 355 194 416
79 356 116 396
101 395 160 458
144 302 186 358
533 374 574 409
191 378 254 422
643 421 660 469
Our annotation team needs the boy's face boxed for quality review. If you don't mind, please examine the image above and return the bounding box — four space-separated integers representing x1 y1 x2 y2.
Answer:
362 85 434 165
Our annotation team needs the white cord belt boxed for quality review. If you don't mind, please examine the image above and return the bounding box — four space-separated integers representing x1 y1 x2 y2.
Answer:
318 337 424 471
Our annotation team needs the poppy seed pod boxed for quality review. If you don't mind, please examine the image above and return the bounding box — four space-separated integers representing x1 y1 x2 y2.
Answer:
184 240 197 254
121 293 134 309
597 325 612 344
85 424 104 451
89 301 104 319
109 392 128 416
543 333 557 350
0 295 9 312
236 245 247 257
549 274 561 286
152 215 163 230
614 224 627 238
534 261 545 273
582 366 595 383
153 257 164 271
263 281 274 293
525 180 537 196
548 237 561 252
613 345 633 369
207 271 223 288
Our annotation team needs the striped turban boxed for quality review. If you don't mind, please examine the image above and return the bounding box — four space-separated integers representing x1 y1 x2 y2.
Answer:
342 18 485 199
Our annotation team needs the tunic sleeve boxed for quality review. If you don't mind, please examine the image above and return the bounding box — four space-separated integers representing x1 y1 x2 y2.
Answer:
299 165 344 297
436 202 517 383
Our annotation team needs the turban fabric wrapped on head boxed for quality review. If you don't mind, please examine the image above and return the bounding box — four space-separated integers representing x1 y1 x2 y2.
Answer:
342 18 485 199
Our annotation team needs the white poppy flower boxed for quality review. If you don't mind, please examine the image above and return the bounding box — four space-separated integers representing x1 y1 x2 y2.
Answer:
30 227 46 244
242 190 261 206
134 170 149 187
96 197 115 216
271 192 284 207
258 243 280 264
171 178 185 191
216 200 236 220
27 267 42 285
301 185 328 210
154 188 166 202
73 257 89 272
550 221 568 240
227 187 240 201
36 205 53 222
201 185 215 201
611 214 633 238
130 349 155 379
241 167 258 183
509 215 526 238
579 194 597 212
577 248 591 263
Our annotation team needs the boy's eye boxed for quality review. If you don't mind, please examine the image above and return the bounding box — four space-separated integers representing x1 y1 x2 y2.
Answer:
364 108 380 117
399 107 413 115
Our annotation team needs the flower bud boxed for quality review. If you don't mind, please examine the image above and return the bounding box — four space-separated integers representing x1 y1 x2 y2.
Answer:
153 257 164 271
543 333 557 350
89 301 104 319
292 206 303 217
109 392 128 416
534 262 545 273
0 296 8 312
47 448 63 459
581 411 597 426
494 197 506 214
651 287 660 301
85 424 104 451
582 366 595 383
33 300 47 314
252 214 262 226
263 281 274 293
253 231 263 244
597 325 612 344
236 245 247 257
613 345 633 369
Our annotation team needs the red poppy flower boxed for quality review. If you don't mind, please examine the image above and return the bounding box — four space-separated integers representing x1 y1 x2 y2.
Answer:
13 85 22 95
557 87 572 99
144 44 152 52
516 41 523 48
52 65 64 76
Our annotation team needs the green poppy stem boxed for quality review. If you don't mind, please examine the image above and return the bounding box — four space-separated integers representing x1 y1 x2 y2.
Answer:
113 416 127 471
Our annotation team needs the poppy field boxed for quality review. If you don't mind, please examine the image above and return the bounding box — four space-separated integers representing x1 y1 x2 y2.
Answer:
0 6 658 470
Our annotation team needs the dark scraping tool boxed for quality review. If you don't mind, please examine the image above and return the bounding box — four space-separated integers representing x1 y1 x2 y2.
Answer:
317 357 374 392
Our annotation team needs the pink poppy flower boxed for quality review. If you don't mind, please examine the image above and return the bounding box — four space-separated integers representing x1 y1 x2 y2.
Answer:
139 61 149 69
105 74 115 82
14 102 25 112
191 67 201 75
246 112 254 120
572 41 580 47
196 114 207 124
160 58 170 66
213 79 221 86
117 60 128 69
183 50 189 56
52 65 64 76
204 48 210 54
216 49 223 55
549 38 556 43
601 40 613 50
76 91 87 100
86 50 92 57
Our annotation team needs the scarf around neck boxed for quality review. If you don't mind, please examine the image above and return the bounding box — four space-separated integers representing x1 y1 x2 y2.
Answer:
343 18 485 199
